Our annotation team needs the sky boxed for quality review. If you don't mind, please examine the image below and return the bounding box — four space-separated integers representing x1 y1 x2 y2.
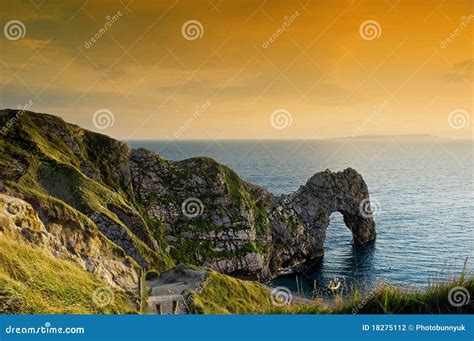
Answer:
0 0 472 140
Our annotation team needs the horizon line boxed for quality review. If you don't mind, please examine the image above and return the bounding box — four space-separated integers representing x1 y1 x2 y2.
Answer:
126 135 473 142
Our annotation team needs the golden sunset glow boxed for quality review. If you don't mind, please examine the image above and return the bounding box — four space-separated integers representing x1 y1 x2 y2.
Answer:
1 0 472 139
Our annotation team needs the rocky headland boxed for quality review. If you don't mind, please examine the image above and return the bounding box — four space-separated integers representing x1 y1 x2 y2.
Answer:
0 109 376 310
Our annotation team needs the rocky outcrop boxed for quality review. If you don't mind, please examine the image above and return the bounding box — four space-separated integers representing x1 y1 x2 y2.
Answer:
268 169 376 272
0 193 139 291
0 109 376 286
292 169 376 247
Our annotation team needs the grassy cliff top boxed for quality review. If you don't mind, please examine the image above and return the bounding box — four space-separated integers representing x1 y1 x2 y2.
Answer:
186 269 473 314
0 235 135 314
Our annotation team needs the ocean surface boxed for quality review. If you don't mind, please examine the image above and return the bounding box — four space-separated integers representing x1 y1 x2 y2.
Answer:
129 139 473 297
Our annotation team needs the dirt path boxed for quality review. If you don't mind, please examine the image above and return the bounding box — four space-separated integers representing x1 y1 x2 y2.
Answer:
146 265 208 314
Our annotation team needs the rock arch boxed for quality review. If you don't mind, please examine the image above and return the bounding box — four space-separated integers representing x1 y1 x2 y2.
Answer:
287 168 376 261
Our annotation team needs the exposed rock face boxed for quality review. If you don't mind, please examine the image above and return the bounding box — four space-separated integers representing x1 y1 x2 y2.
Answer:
0 109 376 286
269 168 376 272
268 169 376 271
0 194 139 291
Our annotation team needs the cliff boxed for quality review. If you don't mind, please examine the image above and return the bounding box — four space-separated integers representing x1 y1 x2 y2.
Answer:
0 194 134 313
0 109 376 292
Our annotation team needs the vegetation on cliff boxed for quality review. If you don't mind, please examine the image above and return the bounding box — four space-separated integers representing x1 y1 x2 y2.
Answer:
186 271 273 314
0 235 135 314
187 270 473 314
1 109 469 315
1 110 276 280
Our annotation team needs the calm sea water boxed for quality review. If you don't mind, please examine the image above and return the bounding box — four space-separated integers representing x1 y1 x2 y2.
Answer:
129 139 473 297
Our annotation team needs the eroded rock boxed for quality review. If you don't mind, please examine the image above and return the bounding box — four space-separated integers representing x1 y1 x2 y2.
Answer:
0 193 139 291
0 109 376 285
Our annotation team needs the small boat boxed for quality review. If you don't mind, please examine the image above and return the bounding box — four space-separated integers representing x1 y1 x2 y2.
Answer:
327 279 341 291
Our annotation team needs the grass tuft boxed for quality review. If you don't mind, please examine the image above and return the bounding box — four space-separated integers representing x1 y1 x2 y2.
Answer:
186 270 473 314
0 236 135 314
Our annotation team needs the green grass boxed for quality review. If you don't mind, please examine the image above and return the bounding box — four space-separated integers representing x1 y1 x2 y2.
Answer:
185 270 473 314
4 148 172 273
170 238 266 266
0 235 136 314
3 110 471 316
1 111 173 271
334 277 474 314
186 271 273 314
223 167 270 236
264 277 474 314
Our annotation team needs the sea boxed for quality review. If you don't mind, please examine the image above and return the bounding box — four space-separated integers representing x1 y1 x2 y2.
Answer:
129 138 473 297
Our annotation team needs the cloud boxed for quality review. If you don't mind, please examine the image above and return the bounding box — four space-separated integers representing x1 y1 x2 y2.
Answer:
0 0 472 139
442 58 473 82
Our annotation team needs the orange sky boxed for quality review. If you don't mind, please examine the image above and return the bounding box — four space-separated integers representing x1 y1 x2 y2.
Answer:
0 0 472 139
